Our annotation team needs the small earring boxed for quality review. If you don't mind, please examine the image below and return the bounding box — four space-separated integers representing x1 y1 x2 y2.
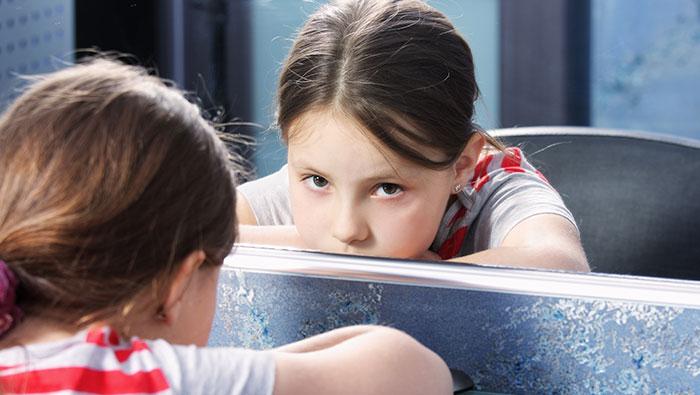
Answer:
453 184 462 193
155 307 167 322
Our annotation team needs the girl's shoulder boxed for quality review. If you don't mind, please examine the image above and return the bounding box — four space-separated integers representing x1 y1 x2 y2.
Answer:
0 326 172 393
470 147 549 193
1 326 276 395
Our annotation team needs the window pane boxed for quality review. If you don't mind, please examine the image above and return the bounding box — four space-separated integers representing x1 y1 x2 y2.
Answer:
0 0 74 110
591 0 700 139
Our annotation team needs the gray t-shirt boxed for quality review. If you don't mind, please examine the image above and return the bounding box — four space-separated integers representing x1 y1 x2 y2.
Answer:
238 148 577 258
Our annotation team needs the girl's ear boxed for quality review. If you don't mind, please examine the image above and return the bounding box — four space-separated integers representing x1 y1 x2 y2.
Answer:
157 250 207 325
452 132 485 190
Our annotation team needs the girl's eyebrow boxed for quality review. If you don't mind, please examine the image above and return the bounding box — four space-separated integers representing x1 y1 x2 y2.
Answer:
288 158 316 170
362 170 407 183
291 159 409 184
288 160 331 178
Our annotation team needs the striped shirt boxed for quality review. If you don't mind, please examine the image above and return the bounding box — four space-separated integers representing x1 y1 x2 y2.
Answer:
431 147 576 258
0 326 275 395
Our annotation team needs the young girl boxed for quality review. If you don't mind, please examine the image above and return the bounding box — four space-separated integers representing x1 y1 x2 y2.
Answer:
0 59 452 394
237 0 589 272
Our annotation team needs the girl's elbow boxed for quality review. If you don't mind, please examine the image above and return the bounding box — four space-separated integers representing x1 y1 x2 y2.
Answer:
551 246 590 272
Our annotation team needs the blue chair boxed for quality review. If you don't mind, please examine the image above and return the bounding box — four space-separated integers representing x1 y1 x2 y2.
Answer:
491 127 700 280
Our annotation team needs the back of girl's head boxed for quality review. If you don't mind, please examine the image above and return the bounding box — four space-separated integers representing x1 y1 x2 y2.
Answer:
278 0 486 168
0 58 237 326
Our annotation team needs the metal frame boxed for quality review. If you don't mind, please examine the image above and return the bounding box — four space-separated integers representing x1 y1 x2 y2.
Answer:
226 245 700 309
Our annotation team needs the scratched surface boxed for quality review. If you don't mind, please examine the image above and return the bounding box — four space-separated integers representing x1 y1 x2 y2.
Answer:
209 269 700 394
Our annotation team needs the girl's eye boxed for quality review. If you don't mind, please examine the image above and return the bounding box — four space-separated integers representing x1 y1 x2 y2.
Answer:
303 175 329 189
375 183 403 197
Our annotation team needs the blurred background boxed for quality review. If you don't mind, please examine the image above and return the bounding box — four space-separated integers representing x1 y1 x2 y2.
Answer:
1 0 699 177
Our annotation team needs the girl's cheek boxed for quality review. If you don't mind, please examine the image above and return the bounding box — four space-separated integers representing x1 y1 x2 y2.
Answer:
298 188 326 211
293 188 328 231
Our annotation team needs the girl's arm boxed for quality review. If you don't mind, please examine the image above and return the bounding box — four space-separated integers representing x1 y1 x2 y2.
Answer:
236 194 308 248
272 325 452 395
237 225 308 249
236 193 259 225
273 325 375 353
450 213 590 272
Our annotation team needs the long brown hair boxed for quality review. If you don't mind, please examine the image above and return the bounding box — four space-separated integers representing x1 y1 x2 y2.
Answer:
0 58 238 326
278 0 503 169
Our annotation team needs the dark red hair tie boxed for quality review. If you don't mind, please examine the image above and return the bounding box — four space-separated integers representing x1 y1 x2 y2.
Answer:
0 260 23 337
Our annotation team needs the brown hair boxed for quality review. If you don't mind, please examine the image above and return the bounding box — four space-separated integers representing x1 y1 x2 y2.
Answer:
277 0 504 169
0 58 238 326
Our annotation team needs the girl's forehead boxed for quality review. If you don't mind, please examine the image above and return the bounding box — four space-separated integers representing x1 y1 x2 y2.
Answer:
287 107 447 163
287 108 369 145
288 110 389 161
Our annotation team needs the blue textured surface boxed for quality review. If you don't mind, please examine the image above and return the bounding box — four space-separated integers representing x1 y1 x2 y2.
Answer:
210 268 700 394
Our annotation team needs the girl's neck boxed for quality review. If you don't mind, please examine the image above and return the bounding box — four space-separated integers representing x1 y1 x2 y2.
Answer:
0 316 99 349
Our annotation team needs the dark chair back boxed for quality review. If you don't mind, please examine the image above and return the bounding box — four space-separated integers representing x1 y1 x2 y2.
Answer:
491 127 700 280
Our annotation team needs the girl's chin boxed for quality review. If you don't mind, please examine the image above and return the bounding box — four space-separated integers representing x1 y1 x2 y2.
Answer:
306 241 422 260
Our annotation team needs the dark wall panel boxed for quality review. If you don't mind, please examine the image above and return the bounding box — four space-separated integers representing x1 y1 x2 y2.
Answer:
500 0 590 127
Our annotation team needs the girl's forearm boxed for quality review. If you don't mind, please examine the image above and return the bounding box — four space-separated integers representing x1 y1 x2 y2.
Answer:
450 245 590 272
272 326 452 395
274 325 378 353
237 225 308 249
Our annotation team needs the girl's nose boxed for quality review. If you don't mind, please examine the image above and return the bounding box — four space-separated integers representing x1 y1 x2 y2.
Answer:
331 200 369 245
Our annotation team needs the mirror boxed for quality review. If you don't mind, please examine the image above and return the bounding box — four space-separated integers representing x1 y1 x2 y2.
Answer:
230 0 700 281
211 244 700 393
1 0 699 281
